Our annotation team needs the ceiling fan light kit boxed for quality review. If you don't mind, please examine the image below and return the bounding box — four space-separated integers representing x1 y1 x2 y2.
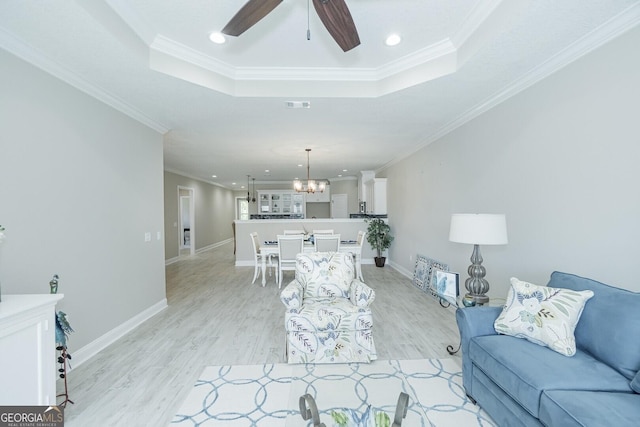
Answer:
222 0 360 52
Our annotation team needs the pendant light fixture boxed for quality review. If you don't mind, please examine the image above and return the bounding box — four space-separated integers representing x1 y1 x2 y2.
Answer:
293 148 327 193
251 177 256 203
246 175 256 203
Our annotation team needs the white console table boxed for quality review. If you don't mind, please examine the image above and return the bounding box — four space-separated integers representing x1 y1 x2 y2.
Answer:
0 294 64 405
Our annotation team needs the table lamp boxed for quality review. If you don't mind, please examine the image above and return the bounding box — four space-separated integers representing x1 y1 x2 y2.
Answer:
449 214 508 305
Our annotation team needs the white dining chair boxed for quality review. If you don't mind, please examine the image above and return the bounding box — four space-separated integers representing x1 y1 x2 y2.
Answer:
277 234 304 288
312 229 334 235
250 232 275 285
314 234 341 252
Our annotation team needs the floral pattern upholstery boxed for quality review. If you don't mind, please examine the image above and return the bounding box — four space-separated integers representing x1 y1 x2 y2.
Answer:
281 252 377 364
494 277 594 356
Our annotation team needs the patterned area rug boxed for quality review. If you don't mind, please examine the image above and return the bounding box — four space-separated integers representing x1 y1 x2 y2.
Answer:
170 358 495 426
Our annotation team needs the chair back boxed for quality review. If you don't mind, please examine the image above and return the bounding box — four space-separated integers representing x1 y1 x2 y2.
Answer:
295 252 355 298
312 229 334 235
314 234 341 252
250 232 261 260
277 234 304 261
283 229 305 235
357 230 366 248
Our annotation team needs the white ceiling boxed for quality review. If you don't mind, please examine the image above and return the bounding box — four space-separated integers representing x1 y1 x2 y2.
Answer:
1 0 638 190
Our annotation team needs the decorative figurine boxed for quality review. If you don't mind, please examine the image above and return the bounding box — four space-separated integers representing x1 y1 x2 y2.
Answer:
49 274 59 294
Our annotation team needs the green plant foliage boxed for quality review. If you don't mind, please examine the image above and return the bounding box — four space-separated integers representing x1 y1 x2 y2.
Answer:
365 218 394 258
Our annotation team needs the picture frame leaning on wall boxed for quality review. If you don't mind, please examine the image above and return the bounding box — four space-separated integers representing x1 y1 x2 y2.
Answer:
430 269 459 307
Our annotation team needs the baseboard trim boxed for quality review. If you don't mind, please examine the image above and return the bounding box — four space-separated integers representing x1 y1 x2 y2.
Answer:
196 238 232 254
70 298 168 368
166 239 233 265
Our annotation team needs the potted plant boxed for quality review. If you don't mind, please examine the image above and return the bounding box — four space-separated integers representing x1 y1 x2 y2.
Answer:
365 218 393 267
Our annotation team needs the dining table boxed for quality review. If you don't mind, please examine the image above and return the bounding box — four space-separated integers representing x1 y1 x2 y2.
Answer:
259 240 362 286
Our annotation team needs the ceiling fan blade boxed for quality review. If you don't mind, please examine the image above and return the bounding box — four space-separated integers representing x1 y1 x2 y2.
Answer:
312 0 360 52
222 0 283 37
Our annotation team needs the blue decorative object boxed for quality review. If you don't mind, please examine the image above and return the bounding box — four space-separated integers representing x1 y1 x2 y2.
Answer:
55 311 74 347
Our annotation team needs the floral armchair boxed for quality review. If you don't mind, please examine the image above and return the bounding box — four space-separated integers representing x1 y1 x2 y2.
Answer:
280 252 377 364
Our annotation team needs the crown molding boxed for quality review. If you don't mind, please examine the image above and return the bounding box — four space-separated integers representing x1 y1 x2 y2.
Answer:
381 3 640 171
164 168 230 189
0 27 169 134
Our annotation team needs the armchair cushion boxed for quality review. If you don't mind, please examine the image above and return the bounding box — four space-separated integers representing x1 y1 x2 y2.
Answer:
285 300 375 363
295 252 355 299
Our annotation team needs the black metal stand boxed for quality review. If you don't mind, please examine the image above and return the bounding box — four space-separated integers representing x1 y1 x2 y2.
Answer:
447 342 462 355
56 346 74 407
444 300 485 355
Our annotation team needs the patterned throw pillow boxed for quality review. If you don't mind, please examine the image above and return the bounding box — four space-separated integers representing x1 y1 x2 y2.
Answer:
494 277 594 356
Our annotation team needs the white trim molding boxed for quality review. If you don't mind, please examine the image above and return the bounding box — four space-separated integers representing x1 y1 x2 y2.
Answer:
70 299 168 368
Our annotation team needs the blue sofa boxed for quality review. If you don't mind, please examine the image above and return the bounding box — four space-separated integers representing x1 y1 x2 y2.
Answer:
457 271 640 427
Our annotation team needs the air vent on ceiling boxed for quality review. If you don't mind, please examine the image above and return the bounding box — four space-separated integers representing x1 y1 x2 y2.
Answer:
286 101 311 109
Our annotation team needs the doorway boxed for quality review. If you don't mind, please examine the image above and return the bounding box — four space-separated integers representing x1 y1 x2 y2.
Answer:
237 198 249 220
331 194 348 218
178 186 195 256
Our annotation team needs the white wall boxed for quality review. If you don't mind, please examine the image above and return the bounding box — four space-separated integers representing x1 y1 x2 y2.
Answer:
382 25 640 299
0 50 166 353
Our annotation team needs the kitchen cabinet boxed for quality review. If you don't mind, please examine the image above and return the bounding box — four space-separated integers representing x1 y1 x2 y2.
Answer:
365 178 387 215
258 191 305 216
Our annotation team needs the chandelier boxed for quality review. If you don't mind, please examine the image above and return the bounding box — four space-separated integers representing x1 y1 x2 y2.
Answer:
293 149 327 193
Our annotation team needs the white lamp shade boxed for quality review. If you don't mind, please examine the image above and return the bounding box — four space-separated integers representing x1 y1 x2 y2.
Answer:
449 214 508 245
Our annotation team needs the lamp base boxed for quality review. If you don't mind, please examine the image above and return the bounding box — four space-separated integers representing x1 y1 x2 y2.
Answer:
464 244 490 306
464 292 489 306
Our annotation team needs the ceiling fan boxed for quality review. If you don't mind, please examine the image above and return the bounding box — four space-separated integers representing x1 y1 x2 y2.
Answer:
221 0 360 52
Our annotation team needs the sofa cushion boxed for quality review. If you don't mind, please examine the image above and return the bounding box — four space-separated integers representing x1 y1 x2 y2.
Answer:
470 335 632 417
494 277 593 356
632 371 640 394
549 272 640 379
539 390 640 427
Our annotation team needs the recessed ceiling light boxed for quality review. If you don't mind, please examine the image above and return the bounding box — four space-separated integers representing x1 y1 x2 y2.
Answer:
298 164 303 167
342 169 348 172
209 32 226 44
231 182 236 186
211 175 217 178
385 34 402 47
265 169 270 173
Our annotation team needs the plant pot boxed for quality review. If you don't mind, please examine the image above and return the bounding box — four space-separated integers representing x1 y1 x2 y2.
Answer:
374 257 386 267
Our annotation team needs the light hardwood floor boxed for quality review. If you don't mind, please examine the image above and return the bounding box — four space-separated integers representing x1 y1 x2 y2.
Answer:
61 243 461 426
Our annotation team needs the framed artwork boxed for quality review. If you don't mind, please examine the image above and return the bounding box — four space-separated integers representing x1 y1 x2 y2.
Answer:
431 269 459 306
413 255 449 299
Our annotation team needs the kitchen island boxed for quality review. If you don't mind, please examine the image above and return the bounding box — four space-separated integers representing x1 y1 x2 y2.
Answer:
234 218 381 268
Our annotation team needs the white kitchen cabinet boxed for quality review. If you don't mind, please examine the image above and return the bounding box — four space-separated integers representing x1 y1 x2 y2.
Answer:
0 294 64 405
258 191 305 216
365 178 387 215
